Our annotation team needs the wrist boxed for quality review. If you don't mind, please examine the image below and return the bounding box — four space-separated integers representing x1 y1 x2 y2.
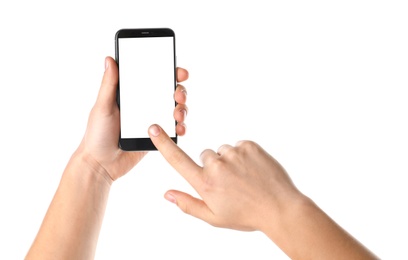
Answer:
27 149 113 259
261 193 378 259
67 150 114 187
258 192 314 242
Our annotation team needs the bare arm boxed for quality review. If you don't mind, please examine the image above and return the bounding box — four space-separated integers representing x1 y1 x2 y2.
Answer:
26 57 189 259
148 125 379 260
25 153 112 259
261 194 377 259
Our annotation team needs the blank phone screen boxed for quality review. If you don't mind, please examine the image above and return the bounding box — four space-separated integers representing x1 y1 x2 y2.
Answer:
118 36 175 139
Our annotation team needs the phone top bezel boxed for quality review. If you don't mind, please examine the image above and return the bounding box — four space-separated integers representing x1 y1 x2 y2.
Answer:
115 28 177 151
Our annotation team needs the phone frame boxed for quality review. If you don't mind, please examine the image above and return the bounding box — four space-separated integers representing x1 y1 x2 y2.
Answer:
115 28 177 151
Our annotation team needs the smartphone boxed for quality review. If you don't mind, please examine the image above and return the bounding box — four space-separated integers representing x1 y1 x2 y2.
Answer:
115 28 177 151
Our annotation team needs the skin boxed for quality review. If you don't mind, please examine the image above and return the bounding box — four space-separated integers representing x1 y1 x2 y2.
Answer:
27 56 378 259
25 56 189 259
148 126 379 259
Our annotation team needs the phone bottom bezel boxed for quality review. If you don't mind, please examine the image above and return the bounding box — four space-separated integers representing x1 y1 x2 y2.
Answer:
119 137 177 151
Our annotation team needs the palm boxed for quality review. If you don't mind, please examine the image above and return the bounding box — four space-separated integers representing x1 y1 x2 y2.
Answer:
83 103 146 181
79 57 188 181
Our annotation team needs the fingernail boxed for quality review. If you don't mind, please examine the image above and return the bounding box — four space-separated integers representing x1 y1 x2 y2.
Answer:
181 89 187 95
180 109 187 117
149 124 160 137
105 58 109 70
165 193 177 204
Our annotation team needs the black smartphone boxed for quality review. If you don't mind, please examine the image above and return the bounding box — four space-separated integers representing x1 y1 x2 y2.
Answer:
115 28 177 151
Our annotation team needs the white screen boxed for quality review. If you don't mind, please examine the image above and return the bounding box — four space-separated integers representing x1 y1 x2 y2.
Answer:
118 37 175 138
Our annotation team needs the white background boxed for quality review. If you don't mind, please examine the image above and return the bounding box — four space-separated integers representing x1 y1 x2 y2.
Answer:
0 1 407 259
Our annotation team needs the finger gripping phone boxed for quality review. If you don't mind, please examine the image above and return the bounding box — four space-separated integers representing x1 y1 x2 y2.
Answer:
115 28 177 151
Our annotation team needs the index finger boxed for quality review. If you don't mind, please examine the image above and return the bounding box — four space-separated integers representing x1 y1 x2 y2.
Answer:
148 124 202 186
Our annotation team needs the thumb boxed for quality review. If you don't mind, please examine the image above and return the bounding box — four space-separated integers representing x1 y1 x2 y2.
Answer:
95 56 118 108
148 124 202 187
165 190 215 224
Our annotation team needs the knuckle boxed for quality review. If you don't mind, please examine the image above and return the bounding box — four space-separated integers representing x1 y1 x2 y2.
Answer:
236 140 260 153
236 140 254 148
222 148 239 161
179 203 188 213
210 158 226 172
92 103 116 117
199 149 213 162
179 202 192 216
200 159 225 188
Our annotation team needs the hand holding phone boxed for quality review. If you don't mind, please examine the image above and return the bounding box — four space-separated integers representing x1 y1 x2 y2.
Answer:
115 28 177 151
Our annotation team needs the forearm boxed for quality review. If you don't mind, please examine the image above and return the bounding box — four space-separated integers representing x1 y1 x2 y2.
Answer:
262 196 378 260
26 152 112 260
